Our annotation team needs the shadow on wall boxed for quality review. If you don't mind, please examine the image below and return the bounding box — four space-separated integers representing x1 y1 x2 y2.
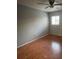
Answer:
17 4 49 47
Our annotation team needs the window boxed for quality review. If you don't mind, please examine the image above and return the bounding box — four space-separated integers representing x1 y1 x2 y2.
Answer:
51 16 60 25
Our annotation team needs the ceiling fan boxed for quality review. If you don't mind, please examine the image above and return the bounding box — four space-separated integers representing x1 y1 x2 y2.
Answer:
37 0 62 9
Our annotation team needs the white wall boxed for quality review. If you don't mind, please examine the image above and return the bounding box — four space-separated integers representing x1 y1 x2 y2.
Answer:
48 11 62 36
17 4 49 47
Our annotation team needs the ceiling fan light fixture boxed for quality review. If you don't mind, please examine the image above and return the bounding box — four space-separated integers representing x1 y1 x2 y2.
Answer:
37 0 62 9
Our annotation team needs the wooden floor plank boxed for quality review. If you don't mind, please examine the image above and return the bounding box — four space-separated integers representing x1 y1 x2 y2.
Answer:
17 34 62 59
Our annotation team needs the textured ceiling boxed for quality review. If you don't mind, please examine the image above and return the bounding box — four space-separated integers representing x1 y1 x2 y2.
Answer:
17 0 62 12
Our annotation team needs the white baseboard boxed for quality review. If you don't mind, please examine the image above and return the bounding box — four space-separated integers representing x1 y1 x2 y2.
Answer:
17 34 48 48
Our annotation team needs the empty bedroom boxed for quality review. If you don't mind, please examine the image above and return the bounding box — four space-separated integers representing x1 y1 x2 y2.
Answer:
17 0 62 59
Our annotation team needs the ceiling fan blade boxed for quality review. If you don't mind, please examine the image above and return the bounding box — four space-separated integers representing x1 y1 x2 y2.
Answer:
37 3 49 5
45 6 49 9
54 3 62 6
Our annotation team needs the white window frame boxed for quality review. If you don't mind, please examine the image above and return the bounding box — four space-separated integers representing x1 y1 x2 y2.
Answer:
51 16 60 25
